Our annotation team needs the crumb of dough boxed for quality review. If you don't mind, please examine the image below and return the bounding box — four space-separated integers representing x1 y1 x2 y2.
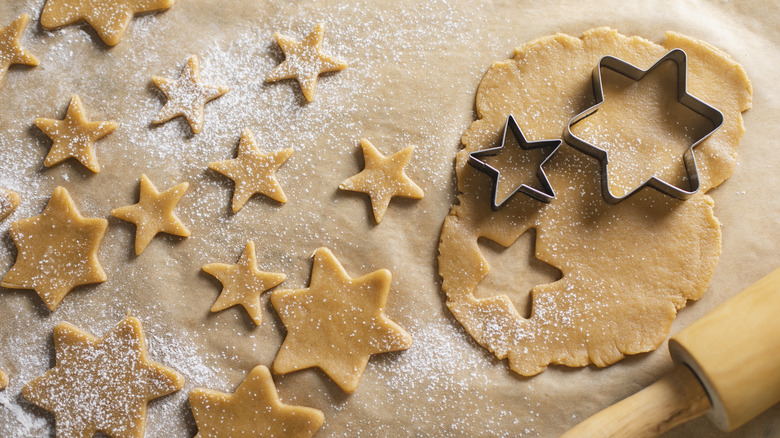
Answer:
111 174 190 255
0 14 38 86
34 95 119 173
438 27 752 376
190 365 324 438
22 315 184 438
1 186 108 311
266 23 347 102
271 247 412 394
0 188 20 221
209 129 293 213
152 55 229 134
40 0 175 47
202 240 287 326
339 139 424 224
0 369 7 390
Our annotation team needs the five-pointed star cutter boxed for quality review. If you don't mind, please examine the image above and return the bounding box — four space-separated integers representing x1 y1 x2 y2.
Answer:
564 49 724 204
468 114 562 209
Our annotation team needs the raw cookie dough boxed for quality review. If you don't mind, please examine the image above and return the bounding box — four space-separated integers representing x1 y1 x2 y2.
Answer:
438 28 752 376
2 186 108 310
190 365 324 438
23 315 185 438
0 188 20 221
0 368 7 390
0 13 37 87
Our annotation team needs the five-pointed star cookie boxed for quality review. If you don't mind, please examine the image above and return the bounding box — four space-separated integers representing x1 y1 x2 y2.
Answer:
152 55 229 134
40 0 175 47
34 95 119 173
1 186 107 311
266 23 347 102
0 368 7 390
202 240 287 326
190 365 324 438
111 174 190 255
0 14 38 86
23 315 185 438
0 188 20 221
209 129 293 213
339 139 424 223
271 247 413 393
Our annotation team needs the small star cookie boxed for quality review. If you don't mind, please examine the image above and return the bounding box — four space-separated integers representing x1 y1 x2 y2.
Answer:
23 315 185 438
266 23 347 102
339 139 424 223
40 0 175 47
202 240 287 326
0 188 20 221
0 368 7 390
190 365 324 438
209 129 293 213
34 95 119 173
152 55 229 134
111 174 190 255
0 14 38 86
271 247 412 393
1 186 107 311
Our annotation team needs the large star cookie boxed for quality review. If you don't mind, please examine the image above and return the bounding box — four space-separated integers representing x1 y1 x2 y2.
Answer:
1 186 107 310
339 139 424 223
190 365 324 438
152 55 229 134
271 247 412 393
0 14 38 86
23 315 185 438
35 95 119 173
111 174 190 255
40 0 175 46
209 129 293 213
0 188 20 221
266 23 347 102
202 240 287 326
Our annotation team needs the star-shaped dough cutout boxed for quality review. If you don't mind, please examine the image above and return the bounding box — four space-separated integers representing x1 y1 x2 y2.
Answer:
111 174 190 255
0 188 20 221
0 368 8 390
152 55 229 134
34 95 119 173
23 315 185 438
339 139 424 223
40 0 175 47
209 129 293 213
190 365 324 438
202 240 287 326
1 186 107 311
271 247 413 393
266 23 347 102
0 14 38 86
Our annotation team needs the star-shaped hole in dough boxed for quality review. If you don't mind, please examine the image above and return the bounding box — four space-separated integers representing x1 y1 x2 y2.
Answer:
266 23 347 102
111 174 190 255
40 0 175 47
23 315 185 438
0 14 38 86
209 129 293 213
34 95 119 173
271 247 413 394
0 368 7 390
0 188 20 222
1 186 107 311
190 365 324 438
202 240 287 326
152 55 229 134
339 139 424 224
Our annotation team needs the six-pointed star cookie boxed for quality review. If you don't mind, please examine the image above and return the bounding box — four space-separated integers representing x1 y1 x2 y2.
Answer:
0 188 20 221
209 129 294 213
23 315 185 438
0 368 7 390
266 23 347 102
35 95 119 173
339 139 424 223
111 174 190 255
190 365 324 438
202 240 287 326
271 247 413 393
0 14 38 86
152 55 229 134
1 186 108 310
41 0 175 46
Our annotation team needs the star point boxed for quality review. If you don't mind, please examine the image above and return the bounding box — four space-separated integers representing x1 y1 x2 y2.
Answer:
0 188 20 221
0 368 7 390
0 13 39 86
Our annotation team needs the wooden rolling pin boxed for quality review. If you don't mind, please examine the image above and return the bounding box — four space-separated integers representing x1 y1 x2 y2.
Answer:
561 266 780 437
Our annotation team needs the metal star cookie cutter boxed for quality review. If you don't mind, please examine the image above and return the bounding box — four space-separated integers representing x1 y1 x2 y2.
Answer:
468 114 562 209
564 48 724 204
